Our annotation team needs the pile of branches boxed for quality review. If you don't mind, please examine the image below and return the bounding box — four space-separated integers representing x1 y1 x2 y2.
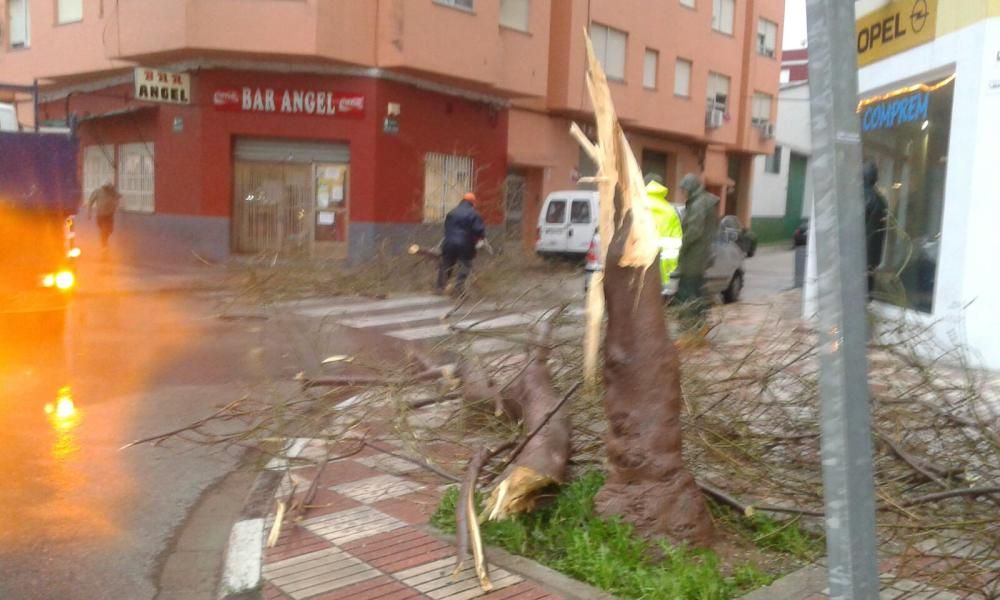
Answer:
124 289 1000 597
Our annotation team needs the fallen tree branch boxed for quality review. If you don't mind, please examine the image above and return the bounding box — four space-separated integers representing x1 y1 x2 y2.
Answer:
902 486 1000 507
362 441 461 483
454 448 492 592
698 481 826 518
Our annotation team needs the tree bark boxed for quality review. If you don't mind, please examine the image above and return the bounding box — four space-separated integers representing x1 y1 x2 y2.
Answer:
594 207 714 547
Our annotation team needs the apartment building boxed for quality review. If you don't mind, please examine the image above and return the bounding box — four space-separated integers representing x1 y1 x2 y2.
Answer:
0 0 782 262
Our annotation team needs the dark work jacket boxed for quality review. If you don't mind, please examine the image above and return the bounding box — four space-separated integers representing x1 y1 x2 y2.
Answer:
442 200 486 258
864 184 888 271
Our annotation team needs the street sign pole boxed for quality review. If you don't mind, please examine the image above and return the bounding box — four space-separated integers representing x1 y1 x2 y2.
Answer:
805 1 880 598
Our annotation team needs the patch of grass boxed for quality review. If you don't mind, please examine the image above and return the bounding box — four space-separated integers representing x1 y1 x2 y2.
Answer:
710 502 825 563
430 471 784 600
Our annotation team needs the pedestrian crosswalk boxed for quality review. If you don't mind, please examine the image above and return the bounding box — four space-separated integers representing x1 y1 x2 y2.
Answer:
279 295 585 353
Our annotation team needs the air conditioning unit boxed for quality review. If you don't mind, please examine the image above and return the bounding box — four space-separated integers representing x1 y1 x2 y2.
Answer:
760 122 775 139
706 108 725 129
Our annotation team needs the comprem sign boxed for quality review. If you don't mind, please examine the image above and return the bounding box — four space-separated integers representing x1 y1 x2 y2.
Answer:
213 87 365 118
861 92 928 132
856 0 937 67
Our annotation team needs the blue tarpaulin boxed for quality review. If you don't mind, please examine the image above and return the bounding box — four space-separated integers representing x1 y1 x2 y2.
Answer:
0 132 79 215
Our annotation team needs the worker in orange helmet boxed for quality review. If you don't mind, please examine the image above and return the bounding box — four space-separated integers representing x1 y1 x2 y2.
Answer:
436 191 486 297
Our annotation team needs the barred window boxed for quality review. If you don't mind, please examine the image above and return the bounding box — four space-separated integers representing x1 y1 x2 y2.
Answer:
117 143 155 213
423 153 475 223
83 145 115 202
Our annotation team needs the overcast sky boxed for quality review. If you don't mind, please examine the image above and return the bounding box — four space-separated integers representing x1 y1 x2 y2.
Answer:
784 0 808 49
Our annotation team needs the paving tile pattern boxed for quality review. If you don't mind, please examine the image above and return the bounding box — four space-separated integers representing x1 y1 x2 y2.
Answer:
261 451 561 600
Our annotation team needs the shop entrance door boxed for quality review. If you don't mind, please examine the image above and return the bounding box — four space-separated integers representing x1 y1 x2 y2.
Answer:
314 163 349 259
233 162 313 255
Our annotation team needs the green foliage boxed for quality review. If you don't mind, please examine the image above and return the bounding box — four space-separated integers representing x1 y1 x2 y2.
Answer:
430 472 786 600
710 502 825 562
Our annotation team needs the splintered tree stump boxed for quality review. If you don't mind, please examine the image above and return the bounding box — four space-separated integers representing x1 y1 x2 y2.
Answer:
575 28 713 548
594 209 714 548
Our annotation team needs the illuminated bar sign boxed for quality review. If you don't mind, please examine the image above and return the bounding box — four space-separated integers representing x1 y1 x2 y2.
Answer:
856 0 937 67
861 91 929 132
134 68 191 104
212 87 365 118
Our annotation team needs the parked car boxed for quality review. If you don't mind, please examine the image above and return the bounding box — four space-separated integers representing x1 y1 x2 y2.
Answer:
584 212 749 304
721 215 758 257
535 191 599 259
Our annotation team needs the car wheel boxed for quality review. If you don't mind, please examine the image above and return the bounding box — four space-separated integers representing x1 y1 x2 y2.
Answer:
722 270 743 304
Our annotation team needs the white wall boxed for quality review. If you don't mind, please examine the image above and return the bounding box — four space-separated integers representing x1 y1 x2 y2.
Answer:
806 17 1000 370
751 82 814 219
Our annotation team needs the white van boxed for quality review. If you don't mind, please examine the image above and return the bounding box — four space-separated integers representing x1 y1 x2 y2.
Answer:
0 103 19 132
535 190 599 257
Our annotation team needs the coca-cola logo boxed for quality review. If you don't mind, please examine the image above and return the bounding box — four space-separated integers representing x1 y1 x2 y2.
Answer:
213 89 240 107
338 96 365 112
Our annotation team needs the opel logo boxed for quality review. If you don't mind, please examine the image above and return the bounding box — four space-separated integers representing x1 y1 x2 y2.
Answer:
911 0 929 33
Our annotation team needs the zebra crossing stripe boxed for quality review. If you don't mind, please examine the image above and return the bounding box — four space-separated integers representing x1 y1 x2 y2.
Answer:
387 311 547 341
294 296 441 318
338 304 454 329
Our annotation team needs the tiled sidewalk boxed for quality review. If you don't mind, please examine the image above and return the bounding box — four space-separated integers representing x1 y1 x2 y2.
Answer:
259 440 562 600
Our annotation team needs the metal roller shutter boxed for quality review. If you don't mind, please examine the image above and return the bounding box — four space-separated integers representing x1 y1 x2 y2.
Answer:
233 138 350 163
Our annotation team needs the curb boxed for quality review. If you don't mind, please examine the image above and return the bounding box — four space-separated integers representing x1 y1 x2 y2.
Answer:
217 465 284 599
424 527 619 600
736 565 827 600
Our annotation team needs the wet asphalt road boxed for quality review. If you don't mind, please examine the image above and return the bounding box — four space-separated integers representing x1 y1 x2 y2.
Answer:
0 286 299 600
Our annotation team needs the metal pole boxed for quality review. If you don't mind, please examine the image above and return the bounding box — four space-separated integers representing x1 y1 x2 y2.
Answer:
805 1 880 598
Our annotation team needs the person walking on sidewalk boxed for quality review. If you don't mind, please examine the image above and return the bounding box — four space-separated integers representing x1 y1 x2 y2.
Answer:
436 192 486 297
87 181 121 252
675 173 719 341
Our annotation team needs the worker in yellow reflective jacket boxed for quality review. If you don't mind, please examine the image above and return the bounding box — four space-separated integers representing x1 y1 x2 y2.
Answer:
644 176 683 291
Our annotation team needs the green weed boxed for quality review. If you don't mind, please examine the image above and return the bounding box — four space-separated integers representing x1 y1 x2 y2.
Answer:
430 471 785 600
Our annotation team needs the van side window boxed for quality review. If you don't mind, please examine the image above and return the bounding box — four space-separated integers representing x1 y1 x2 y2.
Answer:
570 199 591 224
545 200 567 224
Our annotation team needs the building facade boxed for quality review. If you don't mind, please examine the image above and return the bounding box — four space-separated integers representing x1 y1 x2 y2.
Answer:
0 0 783 262
750 48 813 244
804 0 1000 369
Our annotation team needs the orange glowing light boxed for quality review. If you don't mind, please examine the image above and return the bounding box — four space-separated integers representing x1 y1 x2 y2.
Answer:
42 274 56 288
55 271 75 290
68 247 82 258
856 74 956 113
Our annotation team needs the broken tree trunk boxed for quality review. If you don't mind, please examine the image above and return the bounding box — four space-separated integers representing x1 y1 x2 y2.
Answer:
581 31 714 547
483 310 572 520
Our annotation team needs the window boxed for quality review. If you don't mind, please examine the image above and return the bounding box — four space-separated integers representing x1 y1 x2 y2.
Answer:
707 72 731 110
757 18 778 57
7 0 30 48
752 92 773 127
589 23 627 82
57 0 83 24
780 69 791 84
680 0 695 7
499 0 529 31
712 0 735 35
764 145 782 174
643 49 658 89
435 0 474 11
83 145 115 201
674 58 692 97
545 200 567 224
861 74 955 312
117 143 155 213
423 153 475 223
570 199 591 224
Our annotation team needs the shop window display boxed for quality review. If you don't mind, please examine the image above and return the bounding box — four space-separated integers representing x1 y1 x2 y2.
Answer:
859 74 954 313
